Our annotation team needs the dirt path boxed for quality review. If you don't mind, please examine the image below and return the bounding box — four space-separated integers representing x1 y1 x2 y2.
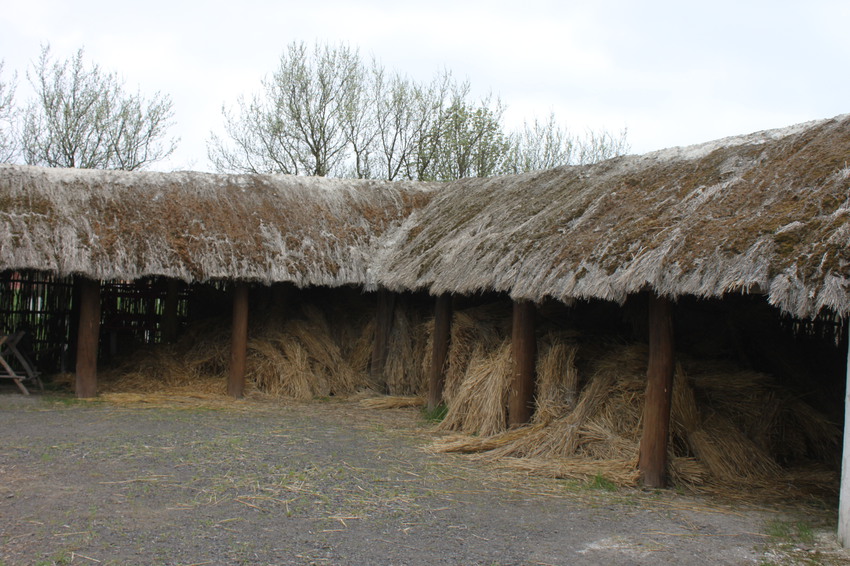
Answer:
0 393 847 566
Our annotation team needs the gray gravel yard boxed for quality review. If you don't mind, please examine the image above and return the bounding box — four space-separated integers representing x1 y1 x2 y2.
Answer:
0 392 847 566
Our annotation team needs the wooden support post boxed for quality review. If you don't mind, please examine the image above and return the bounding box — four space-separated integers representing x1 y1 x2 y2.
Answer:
509 299 537 426
160 279 180 344
639 293 675 488
427 294 453 411
370 289 396 384
75 277 101 399
228 283 249 399
838 333 850 546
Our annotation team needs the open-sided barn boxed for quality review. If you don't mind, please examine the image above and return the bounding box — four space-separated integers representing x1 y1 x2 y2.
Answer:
0 113 848 539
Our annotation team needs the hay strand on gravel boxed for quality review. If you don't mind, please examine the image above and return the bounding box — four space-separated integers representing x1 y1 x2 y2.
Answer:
359 396 425 409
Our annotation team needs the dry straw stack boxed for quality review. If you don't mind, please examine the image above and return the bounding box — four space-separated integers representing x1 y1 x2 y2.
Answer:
100 296 840 498
433 331 841 497
101 301 379 399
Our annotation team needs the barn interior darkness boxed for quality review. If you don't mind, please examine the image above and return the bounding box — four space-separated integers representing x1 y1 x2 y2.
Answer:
1 269 846 432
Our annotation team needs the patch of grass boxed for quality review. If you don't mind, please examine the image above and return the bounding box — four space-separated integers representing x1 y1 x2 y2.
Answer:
421 403 448 423
42 394 94 406
765 519 815 544
588 474 618 492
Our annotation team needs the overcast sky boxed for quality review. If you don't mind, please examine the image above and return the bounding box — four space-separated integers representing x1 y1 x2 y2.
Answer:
1 0 847 172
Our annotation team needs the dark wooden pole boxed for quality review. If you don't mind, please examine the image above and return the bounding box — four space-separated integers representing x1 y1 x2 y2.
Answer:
427 294 453 411
639 293 676 488
160 279 180 344
509 299 537 426
370 289 396 383
228 283 250 398
75 277 101 399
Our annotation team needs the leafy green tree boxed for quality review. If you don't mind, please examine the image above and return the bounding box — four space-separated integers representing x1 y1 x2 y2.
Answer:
21 45 177 170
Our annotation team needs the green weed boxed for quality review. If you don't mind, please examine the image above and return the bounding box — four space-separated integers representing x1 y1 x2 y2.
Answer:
421 403 448 423
588 474 618 492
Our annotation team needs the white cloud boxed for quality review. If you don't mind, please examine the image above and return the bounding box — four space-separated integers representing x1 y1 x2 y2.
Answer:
1 0 847 171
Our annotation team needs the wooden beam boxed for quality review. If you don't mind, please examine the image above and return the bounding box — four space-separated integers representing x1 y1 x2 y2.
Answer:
838 333 850 546
228 283 250 398
639 293 675 488
508 299 537 426
75 277 101 399
427 294 453 411
370 289 396 383
160 279 180 344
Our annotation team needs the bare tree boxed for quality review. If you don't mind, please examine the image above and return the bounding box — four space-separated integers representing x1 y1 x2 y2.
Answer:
418 82 511 181
21 45 177 170
0 61 17 163
506 115 630 173
369 68 444 180
209 42 363 177
209 41 629 180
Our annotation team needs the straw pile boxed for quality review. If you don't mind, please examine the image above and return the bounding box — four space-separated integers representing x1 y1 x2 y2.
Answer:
383 304 429 395
100 301 379 399
98 293 841 498
433 335 842 497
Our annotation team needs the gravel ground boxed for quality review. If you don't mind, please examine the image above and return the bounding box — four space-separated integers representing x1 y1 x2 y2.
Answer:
1 391 848 566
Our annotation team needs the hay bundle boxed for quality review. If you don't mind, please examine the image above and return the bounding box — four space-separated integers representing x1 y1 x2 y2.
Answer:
101 300 377 400
347 318 375 376
437 340 513 436
438 304 510 406
533 333 580 424
359 396 425 409
384 306 428 395
497 456 640 486
247 335 317 400
687 415 783 482
434 339 840 494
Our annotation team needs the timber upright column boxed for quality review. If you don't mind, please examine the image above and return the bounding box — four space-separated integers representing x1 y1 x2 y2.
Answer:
509 299 537 426
228 283 250 398
370 289 396 384
638 293 675 488
427 294 452 411
160 279 181 344
838 332 850 546
75 277 101 398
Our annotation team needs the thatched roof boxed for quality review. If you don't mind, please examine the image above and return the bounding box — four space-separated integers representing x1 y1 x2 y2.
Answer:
1 114 848 318
0 166 436 287
377 114 850 319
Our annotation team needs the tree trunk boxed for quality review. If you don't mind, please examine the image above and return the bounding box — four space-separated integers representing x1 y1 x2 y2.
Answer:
638 293 675 488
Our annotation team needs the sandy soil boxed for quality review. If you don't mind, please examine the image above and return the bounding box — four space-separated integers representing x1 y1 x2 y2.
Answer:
1 391 848 566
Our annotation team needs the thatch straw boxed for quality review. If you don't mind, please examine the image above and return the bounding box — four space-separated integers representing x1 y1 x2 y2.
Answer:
533 334 579 424
688 414 783 482
377 115 850 320
496 456 641 486
432 334 840 497
441 304 510 405
384 306 427 395
437 340 513 437
359 396 425 409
